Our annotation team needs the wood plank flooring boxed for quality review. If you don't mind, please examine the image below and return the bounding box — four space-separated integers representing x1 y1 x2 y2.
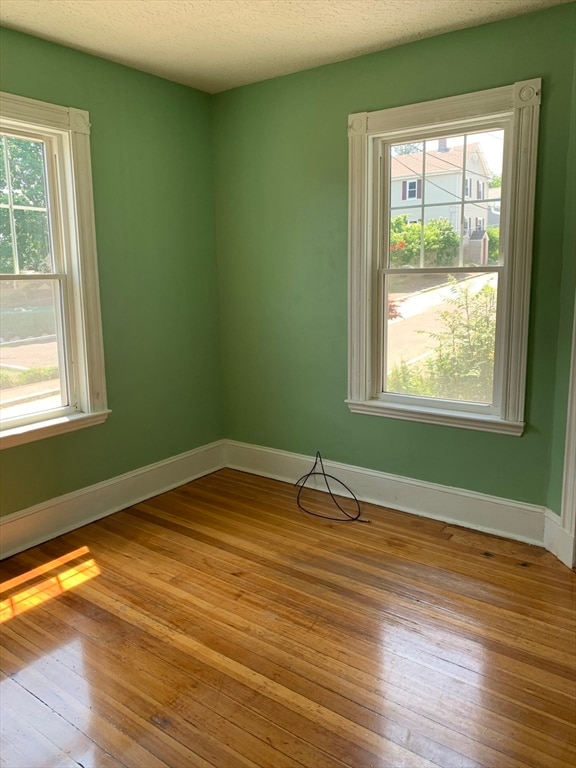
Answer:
1 468 575 768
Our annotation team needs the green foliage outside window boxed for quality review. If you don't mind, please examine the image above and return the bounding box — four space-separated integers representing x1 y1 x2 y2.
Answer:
390 215 459 267
0 136 51 274
486 225 500 264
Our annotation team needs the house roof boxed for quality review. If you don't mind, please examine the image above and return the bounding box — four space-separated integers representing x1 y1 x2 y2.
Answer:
391 143 487 178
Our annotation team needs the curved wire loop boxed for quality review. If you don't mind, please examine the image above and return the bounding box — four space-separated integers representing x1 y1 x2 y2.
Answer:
294 451 370 523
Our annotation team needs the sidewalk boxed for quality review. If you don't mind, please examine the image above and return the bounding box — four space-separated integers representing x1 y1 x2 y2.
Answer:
0 379 61 419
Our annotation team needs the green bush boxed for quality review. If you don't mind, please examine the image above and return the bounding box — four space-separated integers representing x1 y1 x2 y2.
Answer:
0 365 59 388
390 215 459 267
486 225 500 264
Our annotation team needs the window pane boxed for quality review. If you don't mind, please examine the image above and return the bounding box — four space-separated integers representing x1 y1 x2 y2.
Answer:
0 139 8 205
422 209 460 267
462 203 490 266
423 136 464 205
467 130 503 193
14 208 52 273
390 142 423 213
486 223 501 266
0 278 67 421
6 137 47 208
389 214 422 268
0 208 14 273
385 272 498 404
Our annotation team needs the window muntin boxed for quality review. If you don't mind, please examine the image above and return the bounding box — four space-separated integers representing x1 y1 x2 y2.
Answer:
347 80 541 434
0 92 108 447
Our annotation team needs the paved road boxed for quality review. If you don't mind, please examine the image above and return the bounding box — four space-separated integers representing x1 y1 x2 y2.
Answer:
0 338 61 416
387 273 495 372
0 337 58 370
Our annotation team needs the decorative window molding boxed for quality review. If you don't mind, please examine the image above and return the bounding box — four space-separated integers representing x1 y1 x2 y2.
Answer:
0 91 109 448
347 79 541 434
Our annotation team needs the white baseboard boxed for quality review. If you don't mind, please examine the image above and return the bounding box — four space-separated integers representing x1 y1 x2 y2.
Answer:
0 440 225 559
223 440 546 546
544 509 576 569
2 438 565 566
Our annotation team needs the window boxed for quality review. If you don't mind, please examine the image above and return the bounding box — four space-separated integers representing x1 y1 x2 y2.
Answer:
347 79 541 434
403 178 422 200
0 92 109 448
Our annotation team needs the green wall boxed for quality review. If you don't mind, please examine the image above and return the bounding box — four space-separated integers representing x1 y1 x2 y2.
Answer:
0 28 223 515
1 3 575 518
213 3 576 505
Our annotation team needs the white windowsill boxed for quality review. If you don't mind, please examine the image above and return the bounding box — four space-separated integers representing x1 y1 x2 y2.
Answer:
0 409 111 449
346 399 524 436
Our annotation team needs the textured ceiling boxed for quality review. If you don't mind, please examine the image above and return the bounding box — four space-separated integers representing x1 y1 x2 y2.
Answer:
0 0 572 93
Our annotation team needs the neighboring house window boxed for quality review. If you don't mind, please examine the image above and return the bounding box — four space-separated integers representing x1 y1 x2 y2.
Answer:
0 92 109 448
477 180 484 199
347 79 541 434
402 179 422 200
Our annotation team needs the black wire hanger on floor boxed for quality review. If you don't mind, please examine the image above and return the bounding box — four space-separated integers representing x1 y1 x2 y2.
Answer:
294 451 370 523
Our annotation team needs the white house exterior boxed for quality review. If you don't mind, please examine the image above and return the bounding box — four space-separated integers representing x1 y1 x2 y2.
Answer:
390 139 495 237
488 185 501 227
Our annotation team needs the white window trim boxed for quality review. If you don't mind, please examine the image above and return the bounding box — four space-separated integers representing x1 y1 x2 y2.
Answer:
0 91 109 449
347 79 541 435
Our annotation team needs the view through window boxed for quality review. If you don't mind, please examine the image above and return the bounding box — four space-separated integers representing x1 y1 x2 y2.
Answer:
383 131 503 405
0 133 69 422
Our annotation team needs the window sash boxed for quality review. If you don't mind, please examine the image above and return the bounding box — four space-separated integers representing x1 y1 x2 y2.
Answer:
378 124 508 413
377 267 504 412
0 131 66 276
0 129 76 429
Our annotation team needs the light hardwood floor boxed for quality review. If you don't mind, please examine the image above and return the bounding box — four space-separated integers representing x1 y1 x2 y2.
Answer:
1 468 575 768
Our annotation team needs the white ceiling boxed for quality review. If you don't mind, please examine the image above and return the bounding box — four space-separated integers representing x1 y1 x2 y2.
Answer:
0 0 572 93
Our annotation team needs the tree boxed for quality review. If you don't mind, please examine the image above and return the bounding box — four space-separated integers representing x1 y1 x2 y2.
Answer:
489 175 502 188
486 225 500 264
388 277 497 403
392 143 421 155
423 218 460 266
389 215 459 267
0 136 51 274
390 215 420 266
